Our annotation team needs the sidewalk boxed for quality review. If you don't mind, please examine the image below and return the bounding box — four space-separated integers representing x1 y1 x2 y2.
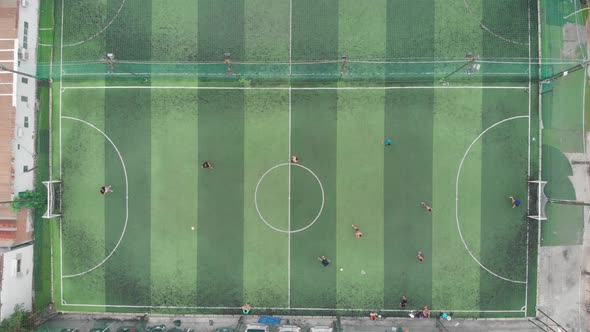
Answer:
36 313 545 332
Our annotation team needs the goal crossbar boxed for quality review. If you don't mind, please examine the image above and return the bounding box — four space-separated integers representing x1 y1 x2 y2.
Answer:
528 180 547 221
42 180 62 219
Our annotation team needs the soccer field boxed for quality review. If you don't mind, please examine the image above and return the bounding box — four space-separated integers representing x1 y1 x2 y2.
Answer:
46 0 541 318
55 84 535 316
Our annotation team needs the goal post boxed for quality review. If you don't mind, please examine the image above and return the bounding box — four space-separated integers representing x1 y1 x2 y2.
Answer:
528 180 548 221
42 180 62 219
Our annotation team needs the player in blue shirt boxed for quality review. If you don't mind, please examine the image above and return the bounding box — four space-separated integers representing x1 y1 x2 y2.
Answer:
509 196 521 208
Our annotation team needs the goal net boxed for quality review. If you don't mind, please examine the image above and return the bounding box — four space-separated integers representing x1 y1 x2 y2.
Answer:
528 180 547 221
42 180 62 219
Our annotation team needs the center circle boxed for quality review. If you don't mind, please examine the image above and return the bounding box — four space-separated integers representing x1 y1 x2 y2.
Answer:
254 163 325 233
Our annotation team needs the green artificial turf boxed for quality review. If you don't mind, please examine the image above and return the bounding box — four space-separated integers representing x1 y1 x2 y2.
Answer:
43 0 552 318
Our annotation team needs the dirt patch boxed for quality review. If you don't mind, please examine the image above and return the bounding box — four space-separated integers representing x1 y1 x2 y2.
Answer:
564 22 587 59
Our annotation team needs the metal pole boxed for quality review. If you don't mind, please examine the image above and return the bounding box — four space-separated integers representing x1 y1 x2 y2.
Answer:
538 309 568 332
528 318 557 332
439 61 473 83
543 61 590 82
549 199 590 206
0 64 50 82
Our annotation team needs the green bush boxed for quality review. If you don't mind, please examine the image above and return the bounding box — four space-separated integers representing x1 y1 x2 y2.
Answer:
11 190 46 212
0 304 33 332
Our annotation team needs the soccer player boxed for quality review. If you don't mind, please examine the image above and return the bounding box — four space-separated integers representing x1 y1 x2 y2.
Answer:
104 53 115 74
340 53 348 75
202 161 213 169
317 255 330 267
384 138 392 146
224 52 233 76
100 185 113 195
509 196 521 208
290 155 299 163
400 295 408 307
352 224 363 238
421 201 432 212
417 251 424 262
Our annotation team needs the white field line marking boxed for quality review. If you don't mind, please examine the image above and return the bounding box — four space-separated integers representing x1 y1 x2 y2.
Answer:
527 0 533 179
59 0 65 305
350 59 566 65
255 163 325 233
572 0 588 62
287 92 292 300
564 6 590 19
59 0 64 178
50 217 55 304
456 115 529 284
287 0 293 310
61 116 129 279
579 68 588 331
62 72 527 77
39 0 127 47
59 211 64 306
463 0 528 46
583 70 589 223
60 303 524 313
287 83 292 308
524 0 533 315
51 59 579 65
62 86 530 91
535 0 543 311
57 57 577 63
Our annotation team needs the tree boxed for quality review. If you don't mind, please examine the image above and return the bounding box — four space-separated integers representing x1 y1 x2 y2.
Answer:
0 304 33 332
10 190 46 212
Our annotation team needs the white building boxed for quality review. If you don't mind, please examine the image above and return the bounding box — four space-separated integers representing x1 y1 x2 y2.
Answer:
0 0 40 322
0 243 33 321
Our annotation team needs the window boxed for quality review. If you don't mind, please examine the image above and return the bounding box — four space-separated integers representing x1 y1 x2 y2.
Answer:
24 116 29 128
16 259 21 273
23 22 28 49
21 96 28 102
21 77 28 84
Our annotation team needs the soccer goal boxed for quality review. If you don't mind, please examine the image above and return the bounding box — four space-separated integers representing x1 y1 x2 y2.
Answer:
528 180 548 221
42 180 62 219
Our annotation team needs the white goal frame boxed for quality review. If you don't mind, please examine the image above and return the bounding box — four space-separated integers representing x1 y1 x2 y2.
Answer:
528 180 547 221
42 179 62 219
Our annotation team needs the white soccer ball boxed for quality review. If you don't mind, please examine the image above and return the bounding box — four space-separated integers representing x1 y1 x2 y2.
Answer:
340 268 344 271
191 226 195 230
